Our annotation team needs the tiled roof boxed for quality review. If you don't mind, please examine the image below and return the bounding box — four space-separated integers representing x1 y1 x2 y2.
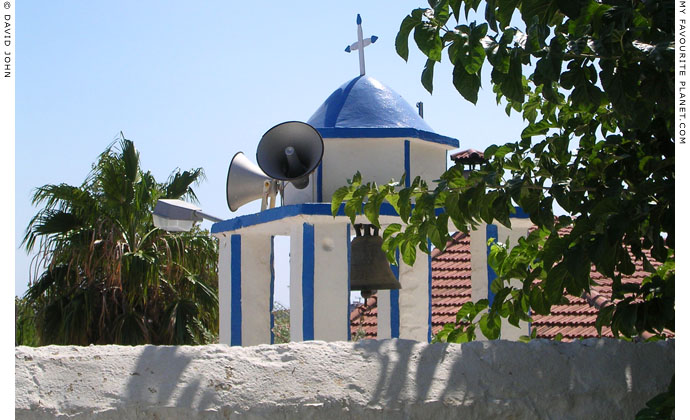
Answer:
350 232 472 340
450 149 485 164
349 229 673 342
350 296 378 339
429 232 472 336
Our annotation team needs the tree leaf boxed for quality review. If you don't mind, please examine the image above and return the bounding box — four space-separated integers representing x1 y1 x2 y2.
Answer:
452 64 481 104
396 10 424 61
432 0 451 26
496 0 520 28
521 119 553 138
331 187 351 217
398 187 413 223
364 200 381 228
401 239 418 266
344 195 364 225
521 0 559 25
500 51 525 103
571 82 603 112
456 301 476 323
414 22 443 61
595 304 615 336
422 59 436 94
479 313 501 339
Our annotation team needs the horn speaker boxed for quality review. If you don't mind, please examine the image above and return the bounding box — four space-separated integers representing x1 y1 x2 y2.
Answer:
226 152 274 212
256 121 324 190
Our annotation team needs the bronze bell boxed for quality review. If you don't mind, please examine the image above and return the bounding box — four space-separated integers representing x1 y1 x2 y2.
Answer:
350 224 402 299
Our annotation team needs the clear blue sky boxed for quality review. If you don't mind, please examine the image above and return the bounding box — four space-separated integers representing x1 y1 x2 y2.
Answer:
15 1 526 303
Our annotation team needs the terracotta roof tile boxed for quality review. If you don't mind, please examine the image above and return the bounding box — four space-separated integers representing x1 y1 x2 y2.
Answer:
350 228 673 342
351 231 472 340
450 149 485 164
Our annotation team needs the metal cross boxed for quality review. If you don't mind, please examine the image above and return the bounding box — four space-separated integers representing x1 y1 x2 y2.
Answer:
344 14 378 76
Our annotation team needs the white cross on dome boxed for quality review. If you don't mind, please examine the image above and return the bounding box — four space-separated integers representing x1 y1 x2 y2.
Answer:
344 14 378 76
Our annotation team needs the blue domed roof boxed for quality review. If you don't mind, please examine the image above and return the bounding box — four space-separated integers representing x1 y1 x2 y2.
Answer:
307 75 459 148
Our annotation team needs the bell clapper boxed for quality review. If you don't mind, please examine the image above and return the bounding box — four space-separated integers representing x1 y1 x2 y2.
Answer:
361 289 376 300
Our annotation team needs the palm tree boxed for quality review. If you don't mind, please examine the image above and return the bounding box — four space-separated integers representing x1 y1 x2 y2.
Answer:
22 133 219 345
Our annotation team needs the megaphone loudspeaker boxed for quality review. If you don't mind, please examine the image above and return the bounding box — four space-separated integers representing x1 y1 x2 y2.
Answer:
226 152 274 212
256 121 324 190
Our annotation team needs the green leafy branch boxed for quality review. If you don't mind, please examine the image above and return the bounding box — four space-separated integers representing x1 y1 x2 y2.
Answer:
334 0 673 346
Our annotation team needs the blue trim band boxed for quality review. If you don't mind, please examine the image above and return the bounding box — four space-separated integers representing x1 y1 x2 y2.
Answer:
512 206 530 219
317 163 323 202
427 239 433 343
390 249 400 338
230 235 242 346
390 289 400 338
302 223 315 341
404 140 411 188
347 224 352 341
212 203 400 234
486 224 499 306
212 203 530 235
315 128 459 148
269 236 275 345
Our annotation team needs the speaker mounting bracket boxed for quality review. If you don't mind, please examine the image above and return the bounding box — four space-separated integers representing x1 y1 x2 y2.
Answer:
260 180 280 211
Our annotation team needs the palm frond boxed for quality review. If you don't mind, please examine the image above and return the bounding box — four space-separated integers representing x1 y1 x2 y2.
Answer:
24 264 71 301
22 135 219 345
164 168 205 202
113 310 150 345
119 135 140 186
30 183 93 210
164 299 199 344
22 210 81 252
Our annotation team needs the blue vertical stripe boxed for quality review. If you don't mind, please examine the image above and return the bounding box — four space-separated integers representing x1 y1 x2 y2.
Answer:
427 239 433 343
302 223 315 340
347 224 352 341
269 236 275 344
390 249 400 338
486 224 499 305
230 235 242 346
317 164 323 202
404 140 411 188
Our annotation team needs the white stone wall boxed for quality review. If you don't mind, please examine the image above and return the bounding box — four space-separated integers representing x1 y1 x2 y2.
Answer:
16 339 673 419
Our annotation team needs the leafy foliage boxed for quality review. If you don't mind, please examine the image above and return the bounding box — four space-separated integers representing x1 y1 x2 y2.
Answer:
334 0 673 343
15 297 39 346
272 302 291 344
22 134 219 345
635 376 674 420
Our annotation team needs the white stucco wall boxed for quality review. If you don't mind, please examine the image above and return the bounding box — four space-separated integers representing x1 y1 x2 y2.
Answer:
240 235 274 346
282 137 451 205
377 289 392 339
16 339 674 419
217 235 232 345
408 139 446 187
289 225 305 342
313 223 350 341
470 219 533 341
398 247 431 342
320 138 406 204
